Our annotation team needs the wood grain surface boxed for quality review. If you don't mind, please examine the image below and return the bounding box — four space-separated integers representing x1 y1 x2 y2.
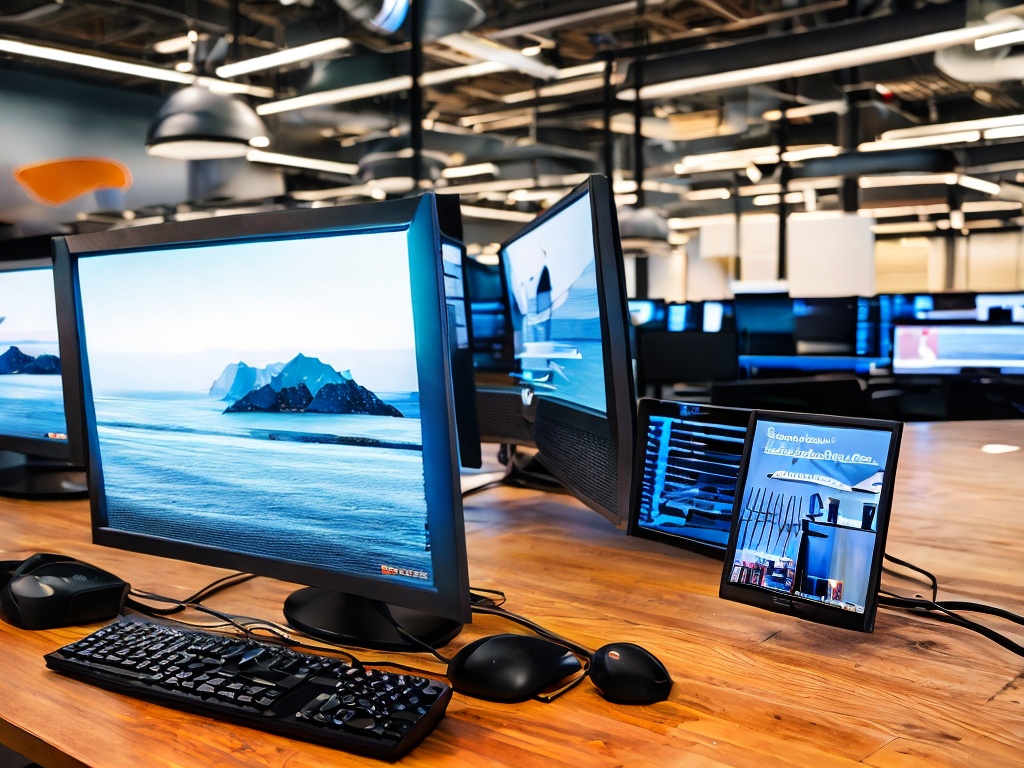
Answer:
1 420 1022 767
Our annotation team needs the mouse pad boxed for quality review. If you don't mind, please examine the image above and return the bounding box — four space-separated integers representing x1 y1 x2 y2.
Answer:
719 410 903 632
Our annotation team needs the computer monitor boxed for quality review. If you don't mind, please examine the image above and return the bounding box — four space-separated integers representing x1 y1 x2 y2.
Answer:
792 296 869 355
629 399 751 557
0 235 86 498
627 299 666 330
976 292 1024 323
720 410 902 632
732 292 795 355
891 322 1024 375
500 174 636 526
53 195 471 650
441 235 483 469
666 303 688 332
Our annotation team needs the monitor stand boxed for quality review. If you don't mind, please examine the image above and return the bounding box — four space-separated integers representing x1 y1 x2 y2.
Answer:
0 450 87 499
283 587 463 651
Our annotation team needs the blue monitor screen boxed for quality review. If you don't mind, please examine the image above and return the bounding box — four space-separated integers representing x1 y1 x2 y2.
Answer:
631 400 750 555
0 265 68 446
503 191 606 415
666 303 687 332
75 229 438 591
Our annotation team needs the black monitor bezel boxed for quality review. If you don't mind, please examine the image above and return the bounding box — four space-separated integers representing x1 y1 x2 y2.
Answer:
628 397 751 559
497 174 636 526
719 409 902 632
0 236 73 462
53 196 471 626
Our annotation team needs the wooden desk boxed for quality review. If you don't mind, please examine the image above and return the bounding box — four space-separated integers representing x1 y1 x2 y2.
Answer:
1 421 1022 767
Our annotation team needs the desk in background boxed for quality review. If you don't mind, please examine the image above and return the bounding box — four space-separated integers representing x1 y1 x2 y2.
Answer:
1 421 1023 767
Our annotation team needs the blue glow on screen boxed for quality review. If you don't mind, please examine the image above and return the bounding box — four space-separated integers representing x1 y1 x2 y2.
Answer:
0 267 68 443
503 193 607 415
727 418 893 614
77 230 436 589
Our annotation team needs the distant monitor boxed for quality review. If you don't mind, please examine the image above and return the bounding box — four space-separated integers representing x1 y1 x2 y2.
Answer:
892 323 1024 375
464 255 513 372
0 235 86 498
792 296 868 355
627 299 666 330
54 196 471 649
441 235 482 469
702 301 726 333
629 399 750 557
720 410 902 632
666 303 688 332
976 292 1024 323
732 292 795 355
500 175 636 526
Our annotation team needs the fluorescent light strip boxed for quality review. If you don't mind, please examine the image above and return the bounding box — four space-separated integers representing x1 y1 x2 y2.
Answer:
872 221 938 234
623 17 1023 100
0 37 271 97
859 173 958 188
675 146 781 174
502 75 609 104
882 113 1024 141
216 37 352 79
984 124 1024 140
859 131 981 151
258 61 509 115
246 150 359 176
438 32 559 80
686 187 731 201
460 205 537 223
780 145 841 162
957 175 1002 195
441 162 500 179
975 28 1024 51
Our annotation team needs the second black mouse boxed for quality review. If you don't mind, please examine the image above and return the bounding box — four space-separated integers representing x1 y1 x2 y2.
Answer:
589 642 673 704
447 633 583 702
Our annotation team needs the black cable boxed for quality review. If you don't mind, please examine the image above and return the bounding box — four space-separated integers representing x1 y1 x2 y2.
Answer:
469 602 595 659
883 553 938 602
878 591 1024 658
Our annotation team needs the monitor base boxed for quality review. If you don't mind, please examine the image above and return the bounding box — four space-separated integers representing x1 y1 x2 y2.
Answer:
499 445 568 494
283 587 463 651
0 451 87 500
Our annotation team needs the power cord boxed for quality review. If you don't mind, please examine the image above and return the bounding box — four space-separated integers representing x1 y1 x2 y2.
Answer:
879 553 1024 659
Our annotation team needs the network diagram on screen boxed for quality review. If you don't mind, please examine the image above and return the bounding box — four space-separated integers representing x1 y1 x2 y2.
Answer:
727 417 894 615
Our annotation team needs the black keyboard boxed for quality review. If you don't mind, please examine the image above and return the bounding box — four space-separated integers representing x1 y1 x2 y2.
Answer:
44 616 452 760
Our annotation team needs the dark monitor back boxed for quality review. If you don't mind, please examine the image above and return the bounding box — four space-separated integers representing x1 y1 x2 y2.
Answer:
792 296 861 354
637 331 739 386
733 293 795 355
441 236 482 469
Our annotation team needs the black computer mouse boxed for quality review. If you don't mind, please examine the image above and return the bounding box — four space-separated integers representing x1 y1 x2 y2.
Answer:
589 642 673 704
1 553 128 630
447 633 583 702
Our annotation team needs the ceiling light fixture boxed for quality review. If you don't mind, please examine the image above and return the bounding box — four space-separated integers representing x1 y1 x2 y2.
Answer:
881 113 1024 140
441 162 500 179
674 146 781 174
258 60 508 115
146 85 270 160
763 100 848 122
437 32 559 80
621 16 1023 100
460 205 537 223
246 150 358 175
957 175 1002 195
216 37 352 78
858 131 981 151
0 37 272 97
984 124 1024 140
974 28 1024 51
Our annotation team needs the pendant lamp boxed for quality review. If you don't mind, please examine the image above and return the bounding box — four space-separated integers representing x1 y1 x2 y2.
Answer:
146 85 270 160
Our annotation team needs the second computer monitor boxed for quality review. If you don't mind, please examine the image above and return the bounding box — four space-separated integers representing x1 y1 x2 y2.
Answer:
500 175 636 526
